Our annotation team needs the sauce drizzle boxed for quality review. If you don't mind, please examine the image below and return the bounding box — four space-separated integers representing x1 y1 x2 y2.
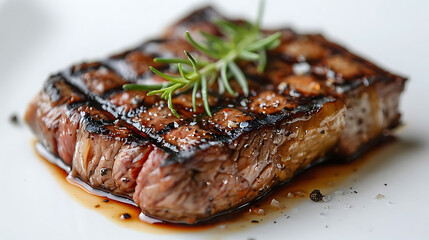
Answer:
33 136 395 234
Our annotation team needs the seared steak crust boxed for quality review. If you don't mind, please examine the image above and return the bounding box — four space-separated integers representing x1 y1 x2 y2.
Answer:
25 7 406 223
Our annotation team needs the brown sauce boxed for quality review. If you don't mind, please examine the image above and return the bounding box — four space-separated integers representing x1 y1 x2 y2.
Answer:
33 136 395 234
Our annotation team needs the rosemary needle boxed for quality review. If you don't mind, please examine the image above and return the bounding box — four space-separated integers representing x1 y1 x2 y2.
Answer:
123 0 281 118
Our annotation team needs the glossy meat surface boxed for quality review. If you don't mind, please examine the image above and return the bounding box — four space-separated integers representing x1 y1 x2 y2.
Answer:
25 7 406 223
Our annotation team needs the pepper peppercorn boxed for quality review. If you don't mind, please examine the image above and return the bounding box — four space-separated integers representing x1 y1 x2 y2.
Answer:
309 189 324 202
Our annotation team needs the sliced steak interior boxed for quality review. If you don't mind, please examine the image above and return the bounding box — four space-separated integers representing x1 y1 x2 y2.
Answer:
25 7 406 223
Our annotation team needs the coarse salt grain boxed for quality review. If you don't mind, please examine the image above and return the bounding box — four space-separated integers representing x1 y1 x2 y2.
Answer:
271 199 281 209
375 194 385 199
322 195 331 202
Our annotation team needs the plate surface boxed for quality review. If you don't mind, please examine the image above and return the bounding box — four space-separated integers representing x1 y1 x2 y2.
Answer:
0 0 428 239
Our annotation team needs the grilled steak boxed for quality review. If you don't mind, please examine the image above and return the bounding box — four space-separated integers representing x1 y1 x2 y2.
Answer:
25 7 406 223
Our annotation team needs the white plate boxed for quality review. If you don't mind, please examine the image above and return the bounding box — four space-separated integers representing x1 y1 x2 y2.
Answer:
1 0 428 239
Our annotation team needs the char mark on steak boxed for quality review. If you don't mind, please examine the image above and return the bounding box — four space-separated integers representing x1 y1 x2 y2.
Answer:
25 6 406 223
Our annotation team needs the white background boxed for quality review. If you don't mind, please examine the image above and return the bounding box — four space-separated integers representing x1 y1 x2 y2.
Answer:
0 0 428 239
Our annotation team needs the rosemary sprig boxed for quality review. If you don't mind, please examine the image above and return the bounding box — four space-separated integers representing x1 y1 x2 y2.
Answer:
123 1 281 118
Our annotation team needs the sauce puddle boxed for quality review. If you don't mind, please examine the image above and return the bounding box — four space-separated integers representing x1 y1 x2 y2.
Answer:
33 136 395 234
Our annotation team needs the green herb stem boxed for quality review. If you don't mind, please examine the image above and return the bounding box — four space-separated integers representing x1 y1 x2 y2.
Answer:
123 0 280 118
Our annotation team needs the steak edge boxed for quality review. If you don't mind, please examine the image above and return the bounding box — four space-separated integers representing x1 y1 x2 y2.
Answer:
25 7 406 223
